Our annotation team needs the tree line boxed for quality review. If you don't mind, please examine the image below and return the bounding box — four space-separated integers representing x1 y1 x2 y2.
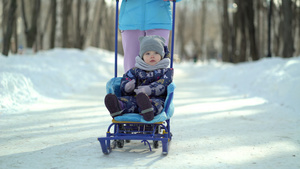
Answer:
1 0 299 63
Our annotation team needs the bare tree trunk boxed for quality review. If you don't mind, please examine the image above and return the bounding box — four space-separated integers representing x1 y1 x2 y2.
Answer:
62 0 73 48
38 2 52 50
75 0 89 49
245 0 259 61
177 2 188 61
221 0 230 62
83 0 100 48
292 0 299 56
2 0 9 45
298 0 300 56
75 0 82 49
50 0 57 49
199 0 207 61
2 0 17 56
12 8 18 54
87 0 103 48
82 0 89 48
256 0 262 57
235 0 247 63
21 0 41 49
94 1 102 47
282 0 294 58
231 0 238 62
273 3 281 56
191 0 200 62
103 8 115 51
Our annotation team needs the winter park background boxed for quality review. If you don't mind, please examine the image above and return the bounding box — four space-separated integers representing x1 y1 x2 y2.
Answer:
0 48 300 168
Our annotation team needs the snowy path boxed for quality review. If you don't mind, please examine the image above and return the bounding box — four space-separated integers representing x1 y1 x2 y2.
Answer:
1 71 299 169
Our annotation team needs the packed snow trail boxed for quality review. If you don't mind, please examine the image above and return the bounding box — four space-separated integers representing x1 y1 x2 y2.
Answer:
1 66 300 169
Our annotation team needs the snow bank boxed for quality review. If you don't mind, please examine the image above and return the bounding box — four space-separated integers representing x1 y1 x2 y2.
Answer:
0 48 121 113
179 57 300 112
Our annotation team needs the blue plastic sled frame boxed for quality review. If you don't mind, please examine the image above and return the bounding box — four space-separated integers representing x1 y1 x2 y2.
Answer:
97 0 177 155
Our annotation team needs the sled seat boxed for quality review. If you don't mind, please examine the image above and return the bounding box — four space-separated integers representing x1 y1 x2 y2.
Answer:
112 119 164 124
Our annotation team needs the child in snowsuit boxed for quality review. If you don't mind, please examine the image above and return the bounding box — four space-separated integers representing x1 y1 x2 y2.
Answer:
104 35 173 121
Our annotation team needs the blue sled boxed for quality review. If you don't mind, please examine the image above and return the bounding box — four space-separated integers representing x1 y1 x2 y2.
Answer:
98 77 175 155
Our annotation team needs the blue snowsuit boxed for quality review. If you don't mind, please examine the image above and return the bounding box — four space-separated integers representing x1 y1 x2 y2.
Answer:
119 67 174 116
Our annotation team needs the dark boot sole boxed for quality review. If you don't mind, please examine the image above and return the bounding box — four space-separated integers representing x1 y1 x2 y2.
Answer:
136 93 154 121
104 94 122 118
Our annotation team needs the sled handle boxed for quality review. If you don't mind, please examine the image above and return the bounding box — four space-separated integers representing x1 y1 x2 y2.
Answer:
114 0 119 78
170 0 176 69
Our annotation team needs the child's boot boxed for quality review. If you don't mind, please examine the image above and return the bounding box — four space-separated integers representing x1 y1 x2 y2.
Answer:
136 93 154 121
104 93 123 118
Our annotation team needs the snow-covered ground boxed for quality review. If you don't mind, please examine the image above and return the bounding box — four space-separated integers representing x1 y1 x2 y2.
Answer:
0 48 299 169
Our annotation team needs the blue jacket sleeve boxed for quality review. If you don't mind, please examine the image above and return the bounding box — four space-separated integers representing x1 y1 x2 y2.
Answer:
120 68 137 96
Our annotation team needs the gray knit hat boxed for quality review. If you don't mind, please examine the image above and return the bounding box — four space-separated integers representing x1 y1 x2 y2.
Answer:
139 35 165 58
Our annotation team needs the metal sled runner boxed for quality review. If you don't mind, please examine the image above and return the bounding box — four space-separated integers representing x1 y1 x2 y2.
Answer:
97 0 177 155
98 120 171 155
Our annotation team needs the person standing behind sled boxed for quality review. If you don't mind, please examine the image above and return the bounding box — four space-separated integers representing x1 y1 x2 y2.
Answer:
105 35 174 121
119 0 182 72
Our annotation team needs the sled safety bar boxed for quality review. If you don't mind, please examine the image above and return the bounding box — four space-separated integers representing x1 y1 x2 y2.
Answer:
114 0 176 77
114 0 120 78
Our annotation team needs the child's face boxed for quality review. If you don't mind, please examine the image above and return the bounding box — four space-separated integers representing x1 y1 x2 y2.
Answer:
143 51 162 66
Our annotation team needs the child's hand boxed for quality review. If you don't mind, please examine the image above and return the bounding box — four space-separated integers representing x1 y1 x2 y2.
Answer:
134 86 151 96
124 79 136 92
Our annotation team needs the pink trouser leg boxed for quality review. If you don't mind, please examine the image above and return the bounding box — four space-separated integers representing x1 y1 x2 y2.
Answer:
121 29 170 72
